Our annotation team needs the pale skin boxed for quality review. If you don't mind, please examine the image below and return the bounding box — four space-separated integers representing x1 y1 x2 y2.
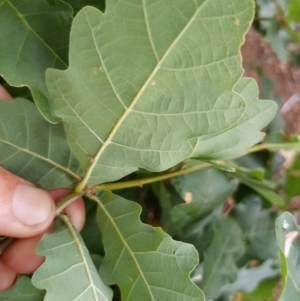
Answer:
0 85 86 291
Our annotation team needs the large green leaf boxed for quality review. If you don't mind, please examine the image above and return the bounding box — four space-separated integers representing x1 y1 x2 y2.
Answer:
46 0 268 186
171 167 237 233
199 218 245 300
276 212 300 301
32 215 113 301
192 78 277 160
234 196 279 261
92 191 204 301
0 99 81 189
0 276 43 301
0 0 73 122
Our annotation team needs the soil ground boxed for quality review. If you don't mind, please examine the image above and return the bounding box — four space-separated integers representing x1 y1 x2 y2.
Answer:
241 28 300 134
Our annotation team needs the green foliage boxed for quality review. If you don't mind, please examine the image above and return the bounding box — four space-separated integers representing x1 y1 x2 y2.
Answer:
192 78 276 160
46 1 273 186
288 0 300 21
80 198 104 255
0 276 43 301
62 0 105 15
171 167 237 233
0 0 299 300
0 0 73 122
233 196 278 261
199 218 244 300
94 191 203 301
0 99 81 189
276 212 300 300
32 215 113 300
221 259 280 300
256 0 300 63
233 172 284 205
284 153 300 201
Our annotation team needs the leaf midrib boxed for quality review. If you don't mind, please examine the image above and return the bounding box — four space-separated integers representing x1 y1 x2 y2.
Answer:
61 215 110 301
80 0 209 187
92 194 155 300
5 0 67 68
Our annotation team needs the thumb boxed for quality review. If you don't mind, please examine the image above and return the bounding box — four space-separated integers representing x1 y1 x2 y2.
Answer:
0 167 55 238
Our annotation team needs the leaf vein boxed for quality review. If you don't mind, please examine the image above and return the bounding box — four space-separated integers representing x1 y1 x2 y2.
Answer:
0 138 81 181
79 0 210 188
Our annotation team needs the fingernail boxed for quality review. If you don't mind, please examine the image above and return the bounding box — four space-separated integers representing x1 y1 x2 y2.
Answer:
12 184 54 226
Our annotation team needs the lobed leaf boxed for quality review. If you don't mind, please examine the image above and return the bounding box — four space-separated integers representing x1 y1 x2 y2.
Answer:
199 218 244 300
275 212 300 301
0 0 73 122
46 0 267 186
92 191 204 301
32 215 113 301
171 167 237 233
0 276 43 301
0 99 81 189
192 78 277 160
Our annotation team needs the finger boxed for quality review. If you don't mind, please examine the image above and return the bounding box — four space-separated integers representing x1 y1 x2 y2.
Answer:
2 235 44 274
0 85 13 102
0 167 55 238
2 191 85 274
0 258 17 292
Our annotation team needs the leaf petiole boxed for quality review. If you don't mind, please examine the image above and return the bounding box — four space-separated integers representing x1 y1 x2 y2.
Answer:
55 190 84 216
95 162 210 191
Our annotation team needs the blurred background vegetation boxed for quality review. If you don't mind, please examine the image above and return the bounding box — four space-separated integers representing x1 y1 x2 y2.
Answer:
0 1 299 300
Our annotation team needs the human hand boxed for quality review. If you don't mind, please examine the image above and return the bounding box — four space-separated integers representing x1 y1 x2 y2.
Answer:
0 85 86 291
0 85 12 102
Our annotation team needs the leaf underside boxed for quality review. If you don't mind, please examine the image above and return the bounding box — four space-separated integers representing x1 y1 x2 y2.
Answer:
46 0 275 186
93 191 204 301
0 99 81 189
192 78 276 160
32 215 113 301
0 0 73 122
